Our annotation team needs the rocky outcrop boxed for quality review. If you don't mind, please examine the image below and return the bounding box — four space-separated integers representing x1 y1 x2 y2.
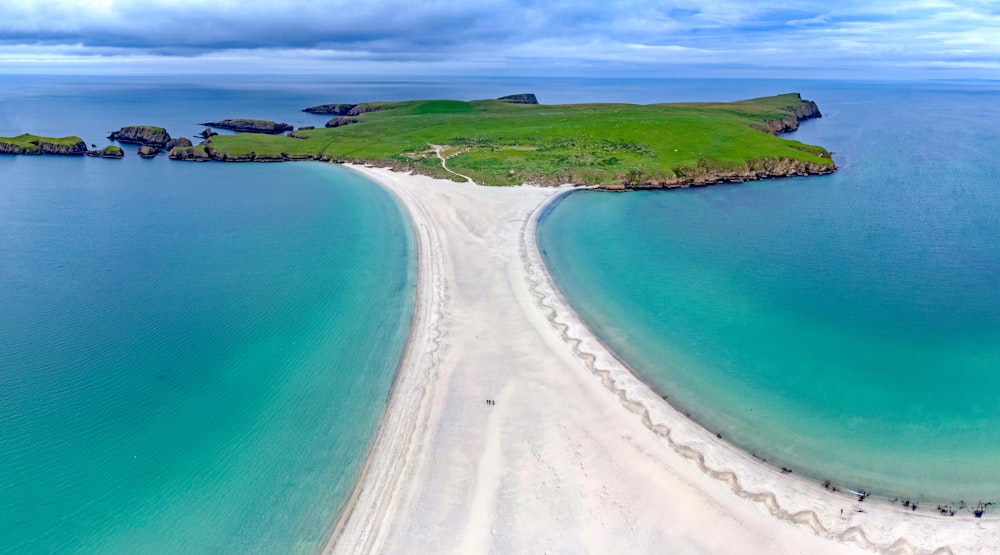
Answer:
498 93 539 104
347 104 382 116
168 146 211 161
752 94 822 135
198 128 217 140
137 145 160 158
325 117 359 128
0 134 88 155
168 145 331 163
303 102 384 116
165 137 192 149
38 139 88 155
303 103 356 115
109 126 171 147
198 119 293 134
602 157 836 191
86 145 124 158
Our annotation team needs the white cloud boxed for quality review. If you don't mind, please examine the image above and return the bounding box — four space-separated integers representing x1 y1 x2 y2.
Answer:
0 0 996 78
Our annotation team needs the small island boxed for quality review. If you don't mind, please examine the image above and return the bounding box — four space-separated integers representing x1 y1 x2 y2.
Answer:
0 134 88 155
198 119 293 134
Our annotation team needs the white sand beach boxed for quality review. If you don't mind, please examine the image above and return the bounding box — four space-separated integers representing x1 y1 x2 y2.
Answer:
326 166 994 555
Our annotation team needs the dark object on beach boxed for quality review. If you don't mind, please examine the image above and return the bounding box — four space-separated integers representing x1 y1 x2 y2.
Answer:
781 467 792 474
497 93 539 105
716 433 722 439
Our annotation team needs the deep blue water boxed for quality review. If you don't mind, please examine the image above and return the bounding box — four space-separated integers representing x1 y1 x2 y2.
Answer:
539 80 1000 502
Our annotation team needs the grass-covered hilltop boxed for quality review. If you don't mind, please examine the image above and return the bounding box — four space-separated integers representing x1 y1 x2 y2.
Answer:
194 93 835 188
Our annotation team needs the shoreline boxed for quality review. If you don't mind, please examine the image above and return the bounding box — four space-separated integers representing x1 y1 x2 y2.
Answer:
327 165 991 555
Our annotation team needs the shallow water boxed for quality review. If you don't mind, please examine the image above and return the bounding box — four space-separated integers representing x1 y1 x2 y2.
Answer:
538 80 1000 502
0 155 414 552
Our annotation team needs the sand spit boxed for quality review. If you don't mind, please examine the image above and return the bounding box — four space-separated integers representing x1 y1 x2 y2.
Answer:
326 166 994 555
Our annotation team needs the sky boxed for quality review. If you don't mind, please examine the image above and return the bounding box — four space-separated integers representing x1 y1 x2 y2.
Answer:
0 0 998 78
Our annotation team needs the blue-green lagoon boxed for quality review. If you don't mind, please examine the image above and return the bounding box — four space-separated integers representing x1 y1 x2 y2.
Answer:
538 81 1000 503
0 157 414 553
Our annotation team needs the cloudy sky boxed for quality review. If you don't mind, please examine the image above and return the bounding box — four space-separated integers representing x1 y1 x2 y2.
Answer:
1 0 998 78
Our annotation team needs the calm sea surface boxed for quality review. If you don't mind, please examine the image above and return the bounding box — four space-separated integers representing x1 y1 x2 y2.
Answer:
2 75 998 552
539 80 1000 502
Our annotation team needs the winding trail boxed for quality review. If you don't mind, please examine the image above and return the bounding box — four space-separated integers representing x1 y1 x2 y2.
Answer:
430 144 474 183
326 166 990 555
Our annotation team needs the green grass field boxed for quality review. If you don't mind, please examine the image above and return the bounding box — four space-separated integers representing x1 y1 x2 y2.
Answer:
200 93 834 186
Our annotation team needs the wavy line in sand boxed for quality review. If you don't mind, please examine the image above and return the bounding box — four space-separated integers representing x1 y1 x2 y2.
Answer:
518 189 961 555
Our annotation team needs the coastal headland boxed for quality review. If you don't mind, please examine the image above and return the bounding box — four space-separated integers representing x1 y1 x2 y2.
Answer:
326 165 992 555
2 93 835 190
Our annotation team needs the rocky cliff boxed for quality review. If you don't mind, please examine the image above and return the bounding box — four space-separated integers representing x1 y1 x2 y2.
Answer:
497 93 539 104
198 119 293 134
168 146 211 161
752 94 822 135
109 126 171 147
303 103 356 115
325 117 359 128
602 156 835 191
168 145 330 163
302 103 382 116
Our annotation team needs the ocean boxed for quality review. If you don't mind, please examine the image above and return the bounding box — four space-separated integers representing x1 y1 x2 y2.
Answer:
2 75 998 552
0 78 422 553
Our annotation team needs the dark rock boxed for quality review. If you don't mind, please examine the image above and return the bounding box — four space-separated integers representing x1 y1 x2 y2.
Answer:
198 119 293 134
168 146 211 161
325 117 359 128
165 137 193 149
109 126 171 147
297 126 315 131
86 145 124 158
199 128 218 139
303 103 357 115
347 104 381 116
204 146 256 162
497 93 539 104
137 145 160 158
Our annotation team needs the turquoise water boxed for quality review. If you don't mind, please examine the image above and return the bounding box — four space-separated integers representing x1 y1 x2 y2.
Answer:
539 81 1000 503
0 156 413 552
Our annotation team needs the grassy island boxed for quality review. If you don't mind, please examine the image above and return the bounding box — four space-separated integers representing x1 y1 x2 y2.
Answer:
0 133 89 155
179 93 836 187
